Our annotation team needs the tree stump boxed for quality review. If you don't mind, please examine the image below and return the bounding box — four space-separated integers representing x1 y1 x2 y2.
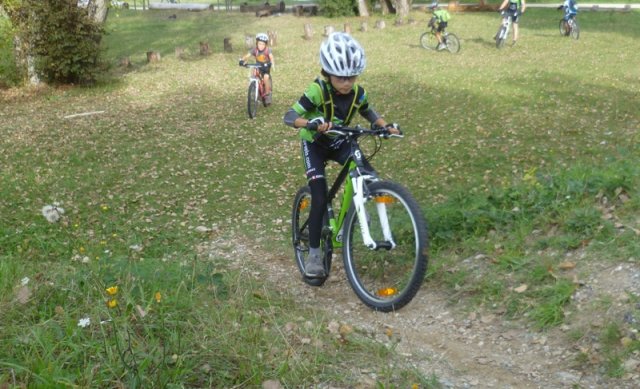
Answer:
303 23 313 40
344 23 351 34
374 20 386 30
223 38 233 53
175 47 186 59
268 30 278 47
146 51 161 63
245 35 254 49
323 25 334 37
256 9 271 17
294 5 303 16
199 41 211 56
120 57 131 68
360 21 368 32
394 17 405 26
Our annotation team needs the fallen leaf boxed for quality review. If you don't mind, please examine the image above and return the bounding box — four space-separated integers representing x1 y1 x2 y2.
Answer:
16 286 31 304
514 284 528 293
136 305 147 318
558 261 576 270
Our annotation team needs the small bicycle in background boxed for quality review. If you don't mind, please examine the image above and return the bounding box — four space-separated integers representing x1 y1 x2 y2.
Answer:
291 124 429 312
420 20 460 53
559 15 580 40
240 62 272 119
495 11 514 49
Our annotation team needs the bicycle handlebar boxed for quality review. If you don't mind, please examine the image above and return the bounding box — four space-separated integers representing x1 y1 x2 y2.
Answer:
240 62 271 69
325 124 404 139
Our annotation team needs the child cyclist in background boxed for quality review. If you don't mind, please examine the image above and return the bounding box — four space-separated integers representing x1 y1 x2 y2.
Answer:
239 33 275 105
558 0 578 33
283 32 400 278
498 0 526 46
428 2 451 51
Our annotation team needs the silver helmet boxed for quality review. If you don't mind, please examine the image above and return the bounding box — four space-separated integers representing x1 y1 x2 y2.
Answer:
256 32 269 43
319 32 366 77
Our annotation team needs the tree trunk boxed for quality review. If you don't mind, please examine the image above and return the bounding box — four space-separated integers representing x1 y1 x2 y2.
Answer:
380 0 394 15
395 0 410 19
87 0 109 24
357 0 369 17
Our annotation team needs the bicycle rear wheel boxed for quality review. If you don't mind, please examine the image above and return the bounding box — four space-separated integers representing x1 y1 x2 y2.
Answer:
291 186 332 287
342 181 428 312
444 33 460 54
570 21 580 40
420 32 438 50
247 81 258 119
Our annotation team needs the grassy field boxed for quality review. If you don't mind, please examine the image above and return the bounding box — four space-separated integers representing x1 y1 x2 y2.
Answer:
1 7 640 387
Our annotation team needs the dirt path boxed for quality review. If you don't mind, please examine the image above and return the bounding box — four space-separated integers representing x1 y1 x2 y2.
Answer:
204 236 640 388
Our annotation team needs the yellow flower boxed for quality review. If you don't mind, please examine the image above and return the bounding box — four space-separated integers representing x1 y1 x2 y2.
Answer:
106 299 118 308
101 204 109 211
106 286 118 295
154 292 162 303
79 246 86 253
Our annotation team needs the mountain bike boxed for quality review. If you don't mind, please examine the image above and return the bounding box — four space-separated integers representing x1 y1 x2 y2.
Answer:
495 11 513 49
241 62 272 119
291 124 429 312
559 16 579 40
420 21 460 53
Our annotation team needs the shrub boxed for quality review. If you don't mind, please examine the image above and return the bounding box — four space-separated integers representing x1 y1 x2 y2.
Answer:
319 0 357 17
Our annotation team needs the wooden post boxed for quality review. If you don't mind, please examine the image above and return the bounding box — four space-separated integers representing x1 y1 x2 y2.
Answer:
303 23 313 40
360 21 368 32
223 38 233 53
120 57 131 68
344 23 351 34
146 51 160 63
323 25 334 37
374 20 386 30
175 47 185 59
245 35 254 49
268 30 278 47
294 5 303 16
199 41 211 56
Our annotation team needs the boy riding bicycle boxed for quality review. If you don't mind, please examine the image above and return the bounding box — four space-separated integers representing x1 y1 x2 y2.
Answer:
239 33 275 105
427 2 451 51
498 0 526 46
558 0 578 32
283 32 400 278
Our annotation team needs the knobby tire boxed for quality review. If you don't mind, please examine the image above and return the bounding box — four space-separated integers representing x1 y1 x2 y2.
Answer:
342 181 428 312
247 81 258 119
445 33 461 53
291 186 332 287
420 32 438 50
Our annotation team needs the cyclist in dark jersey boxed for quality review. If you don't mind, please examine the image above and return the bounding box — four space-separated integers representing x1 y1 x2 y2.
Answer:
283 32 400 278
240 33 274 105
498 0 526 45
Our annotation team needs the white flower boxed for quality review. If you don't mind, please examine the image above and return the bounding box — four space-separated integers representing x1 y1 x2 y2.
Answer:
21 277 30 286
77 317 91 328
42 203 65 223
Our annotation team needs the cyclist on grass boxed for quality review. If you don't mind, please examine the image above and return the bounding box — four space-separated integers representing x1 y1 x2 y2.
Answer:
427 2 452 51
558 0 578 32
498 0 526 46
283 32 400 278
239 33 275 105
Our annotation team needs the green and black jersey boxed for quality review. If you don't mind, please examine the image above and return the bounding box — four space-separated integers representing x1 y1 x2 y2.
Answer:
288 77 380 142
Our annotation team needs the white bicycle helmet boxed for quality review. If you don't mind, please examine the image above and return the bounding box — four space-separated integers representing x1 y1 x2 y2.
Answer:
319 32 366 77
429 1 439 8
256 32 269 43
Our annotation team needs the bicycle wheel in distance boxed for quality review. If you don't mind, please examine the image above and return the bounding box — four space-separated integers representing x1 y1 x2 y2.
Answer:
570 21 580 40
444 33 460 53
559 19 569 36
291 186 332 287
342 181 428 312
496 26 507 49
247 81 258 119
420 32 438 50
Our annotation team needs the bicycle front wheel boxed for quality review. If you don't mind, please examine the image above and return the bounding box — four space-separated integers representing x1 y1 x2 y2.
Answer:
420 32 438 50
570 21 580 40
247 81 258 119
342 181 428 312
496 26 507 49
559 19 569 36
291 186 332 287
444 33 460 54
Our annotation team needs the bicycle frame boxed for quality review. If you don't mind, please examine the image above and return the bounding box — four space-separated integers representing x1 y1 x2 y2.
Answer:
499 14 512 40
321 128 397 251
247 67 265 101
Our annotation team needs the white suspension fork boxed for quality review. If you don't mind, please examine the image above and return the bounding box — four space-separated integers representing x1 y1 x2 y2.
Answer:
352 175 377 249
376 200 397 249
